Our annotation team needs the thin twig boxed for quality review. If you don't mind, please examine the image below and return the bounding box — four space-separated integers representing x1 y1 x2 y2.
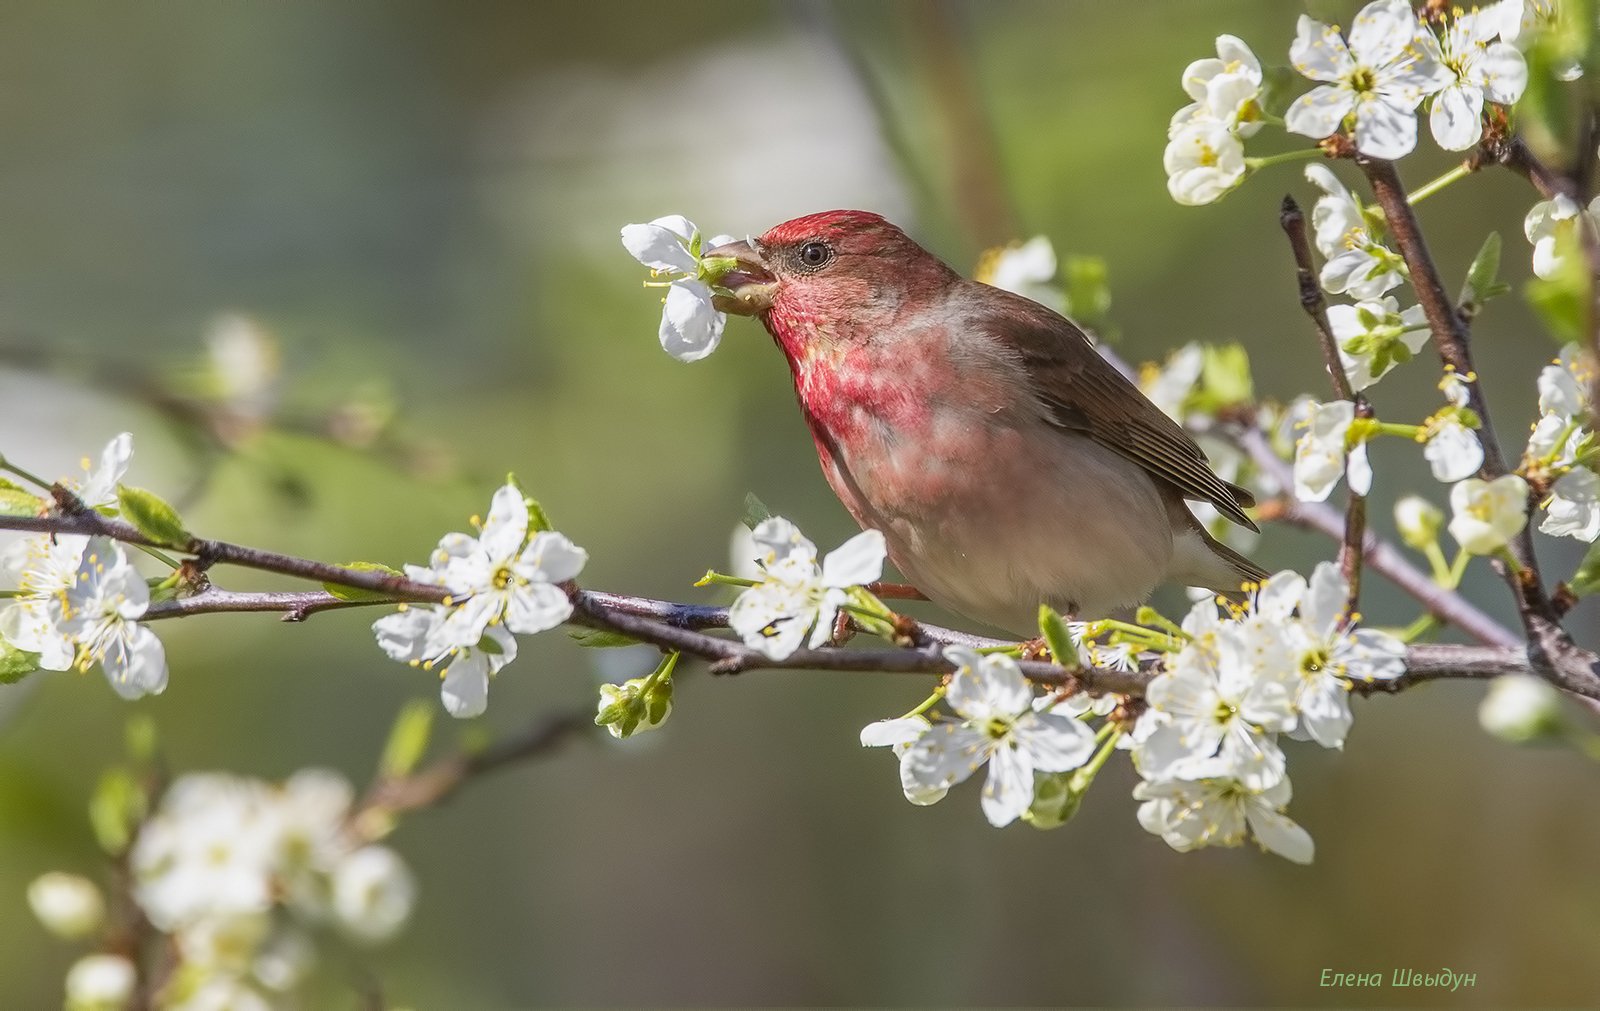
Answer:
1280 193 1369 618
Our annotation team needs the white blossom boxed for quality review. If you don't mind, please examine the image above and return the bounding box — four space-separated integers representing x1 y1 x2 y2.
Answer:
1133 622 1294 789
0 533 89 670
1328 296 1427 390
331 846 416 944
373 604 518 718
65 954 137 1011
1134 774 1313 864
1537 342 1592 419
1541 467 1600 541
131 774 282 930
1395 495 1444 548
1251 563 1406 748
1164 122 1247 205
1479 673 1565 743
1306 165 1406 299
621 214 734 362
28 872 105 940
71 433 133 512
57 538 168 699
860 715 948 805
1424 418 1485 483
1170 35 1265 138
728 517 886 660
1448 475 1530 553
1293 400 1371 502
1426 6 1528 150
1524 194 1600 279
1498 0 1580 79
901 647 1097 827
1286 0 1451 159
425 485 586 650
977 236 1064 312
1141 342 1204 421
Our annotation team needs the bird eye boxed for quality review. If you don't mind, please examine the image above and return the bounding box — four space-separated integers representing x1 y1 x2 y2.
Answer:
798 241 833 268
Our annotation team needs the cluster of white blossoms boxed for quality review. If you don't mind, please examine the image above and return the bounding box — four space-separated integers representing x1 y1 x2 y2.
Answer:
0 433 170 700
620 214 737 363
1524 192 1600 280
34 770 415 1010
372 482 588 717
1164 35 1263 205
861 562 1406 861
1166 1 1533 204
1524 343 1600 542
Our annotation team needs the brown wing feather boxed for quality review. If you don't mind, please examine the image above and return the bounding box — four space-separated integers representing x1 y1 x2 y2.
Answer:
968 283 1259 532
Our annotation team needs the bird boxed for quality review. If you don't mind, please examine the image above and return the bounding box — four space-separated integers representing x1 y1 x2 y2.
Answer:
703 210 1266 635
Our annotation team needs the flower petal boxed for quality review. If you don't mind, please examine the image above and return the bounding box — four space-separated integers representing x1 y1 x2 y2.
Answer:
820 529 886 588
659 281 726 363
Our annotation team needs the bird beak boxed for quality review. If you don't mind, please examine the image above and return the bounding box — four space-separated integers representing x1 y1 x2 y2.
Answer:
702 238 777 316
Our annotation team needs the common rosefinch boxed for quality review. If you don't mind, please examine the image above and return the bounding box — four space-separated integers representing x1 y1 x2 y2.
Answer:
705 210 1265 633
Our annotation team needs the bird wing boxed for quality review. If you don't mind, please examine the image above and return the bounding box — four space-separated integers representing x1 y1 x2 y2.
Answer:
971 284 1259 532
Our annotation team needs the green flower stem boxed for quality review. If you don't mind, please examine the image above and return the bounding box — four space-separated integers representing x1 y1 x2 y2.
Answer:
0 458 53 490
1540 420 1580 466
1398 612 1439 643
900 687 946 720
133 544 181 570
1083 618 1179 651
1423 541 1454 585
0 589 19 599
1406 162 1475 205
1245 148 1325 171
976 643 1024 656
640 650 680 695
1496 546 1523 576
1372 421 1426 441
1068 728 1124 792
694 570 758 588
1447 548 1471 587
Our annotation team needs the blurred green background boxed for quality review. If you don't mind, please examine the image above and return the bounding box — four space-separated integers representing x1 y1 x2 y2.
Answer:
3 1 1597 1006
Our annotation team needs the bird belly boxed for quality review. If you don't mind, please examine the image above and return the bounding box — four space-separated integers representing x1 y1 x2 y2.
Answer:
814 408 1176 635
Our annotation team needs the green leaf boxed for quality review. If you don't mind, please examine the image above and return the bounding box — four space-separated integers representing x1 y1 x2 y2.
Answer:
1037 604 1077 665
569 627 643 648
88 767 146 855
1461 232 1507 310
1196 343 1254 410
322 561 406 602
379 700 435 780
0 639 39 684
0 476 44 517
1061 255 1112 333
116 486 190 547
507 472 553 533
1571 540 1600 597
742 492 773 530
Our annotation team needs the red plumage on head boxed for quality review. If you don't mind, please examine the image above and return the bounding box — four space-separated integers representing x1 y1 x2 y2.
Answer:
759 209 891 248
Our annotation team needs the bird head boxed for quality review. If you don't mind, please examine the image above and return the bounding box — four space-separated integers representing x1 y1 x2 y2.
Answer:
703 210 959 358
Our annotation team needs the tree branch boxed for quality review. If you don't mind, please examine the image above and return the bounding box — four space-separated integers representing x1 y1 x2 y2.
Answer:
1359 157 1600 701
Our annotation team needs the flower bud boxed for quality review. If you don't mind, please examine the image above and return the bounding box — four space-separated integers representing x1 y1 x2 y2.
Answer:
1022 773 1085 830
1479 675 1566 745
1394 495 1443 550
64 954 135 1011
28 872 105 940
332 846 416 945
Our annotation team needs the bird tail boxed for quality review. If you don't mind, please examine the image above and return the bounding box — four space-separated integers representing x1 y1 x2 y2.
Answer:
1195 529 1270 604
